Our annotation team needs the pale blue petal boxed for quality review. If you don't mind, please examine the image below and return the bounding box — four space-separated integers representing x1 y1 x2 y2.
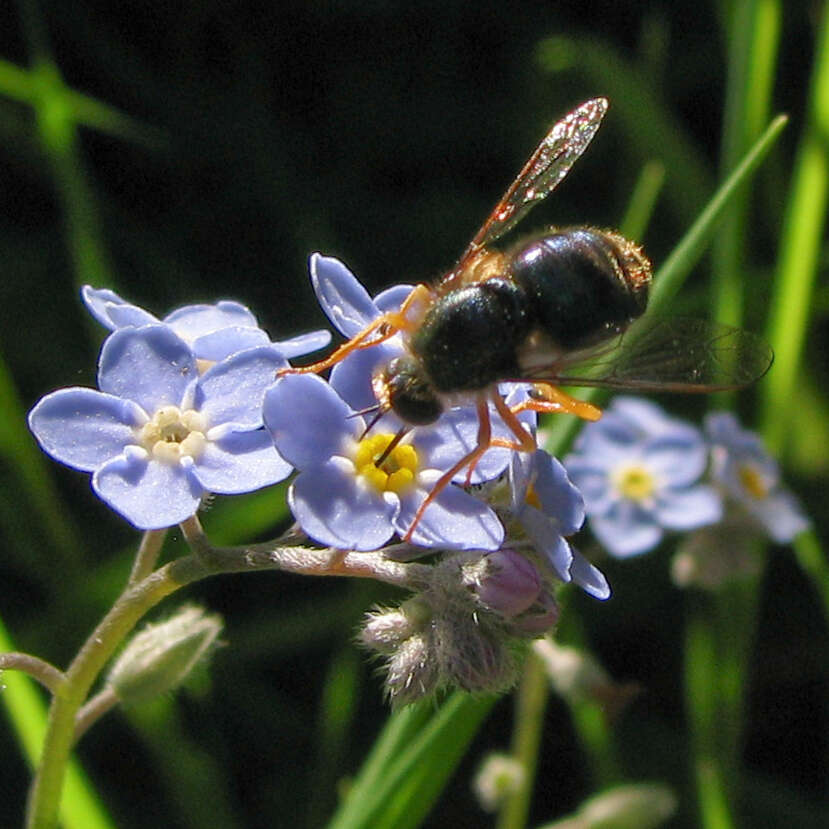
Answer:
310 253 379 336
263 374 358 469
396 484 504 551
289 459 396 550
197 346 287 429
276 329 332 359
655 486 722 530
569 547 611 599
330 340 403 412
590 502 663 557
92 448 203 529
531 450 585 535
164 301 258 337
757 491 810 543
82 286 157 329
611 396 677 435
563 457 615 515
98 325 196 414
191 327 271 361
28 387 145 471
374 284 415 313
519 505 573 581
192 429 292 493
645 429 707 486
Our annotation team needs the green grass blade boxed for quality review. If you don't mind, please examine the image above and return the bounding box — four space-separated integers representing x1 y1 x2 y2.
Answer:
327 693 494 829
543 113 788 459
761 8 829 455
0 617 114 829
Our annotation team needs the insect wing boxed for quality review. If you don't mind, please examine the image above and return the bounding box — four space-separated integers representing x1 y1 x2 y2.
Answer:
550 317 774 392
462 98 609 260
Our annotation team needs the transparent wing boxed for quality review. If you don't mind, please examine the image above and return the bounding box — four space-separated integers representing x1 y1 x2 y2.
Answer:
530 317 774 392
461 98 608 262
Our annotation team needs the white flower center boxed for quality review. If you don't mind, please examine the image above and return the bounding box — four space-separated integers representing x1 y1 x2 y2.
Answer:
138 405 207 464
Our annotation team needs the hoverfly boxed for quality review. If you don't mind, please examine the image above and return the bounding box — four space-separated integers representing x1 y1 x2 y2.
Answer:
285 98 772 540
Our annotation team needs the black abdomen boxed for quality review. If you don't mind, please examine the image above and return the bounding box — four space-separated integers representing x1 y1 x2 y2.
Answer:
509 229 648 351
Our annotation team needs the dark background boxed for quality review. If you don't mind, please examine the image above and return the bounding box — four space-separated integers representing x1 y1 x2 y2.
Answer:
0 1 826 827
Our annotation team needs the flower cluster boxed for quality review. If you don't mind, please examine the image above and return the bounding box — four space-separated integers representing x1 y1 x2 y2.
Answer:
28 257 808 697
565 396 809 586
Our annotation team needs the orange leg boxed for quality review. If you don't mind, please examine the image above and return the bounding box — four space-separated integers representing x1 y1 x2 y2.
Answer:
510 383 602 422
403 396 493 543
280 284 433 376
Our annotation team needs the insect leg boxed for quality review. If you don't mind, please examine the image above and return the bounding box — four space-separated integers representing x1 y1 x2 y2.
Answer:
280 284 433 376
510 383 602 422
402 396 493 543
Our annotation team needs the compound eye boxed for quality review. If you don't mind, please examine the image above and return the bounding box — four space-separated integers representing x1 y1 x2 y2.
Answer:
383 356 443 426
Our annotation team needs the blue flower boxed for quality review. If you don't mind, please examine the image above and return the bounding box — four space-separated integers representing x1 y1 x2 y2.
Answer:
263 373 506 551
705 412 809 543
82 285 330 365
565 397 722 557
508 449 610 599
29 325 292 529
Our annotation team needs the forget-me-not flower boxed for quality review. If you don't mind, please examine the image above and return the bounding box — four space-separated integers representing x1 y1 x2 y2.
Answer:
508 449 610 598
565 397 722 557
263 372 507 551
29 324 292 529
82 285 330 366
705 412 809 543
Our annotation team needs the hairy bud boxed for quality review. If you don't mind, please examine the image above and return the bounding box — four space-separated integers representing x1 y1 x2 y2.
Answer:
107 605 222 705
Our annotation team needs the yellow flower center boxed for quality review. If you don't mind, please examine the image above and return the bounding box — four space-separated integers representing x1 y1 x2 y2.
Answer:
353 433 419 494
738 462 769 499
525 483 542 510
613 464 656 501
137 405 208 464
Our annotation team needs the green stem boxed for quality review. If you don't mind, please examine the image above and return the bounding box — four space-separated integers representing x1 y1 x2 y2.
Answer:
495 649 549 829
0 652 64 693
25 537 429 827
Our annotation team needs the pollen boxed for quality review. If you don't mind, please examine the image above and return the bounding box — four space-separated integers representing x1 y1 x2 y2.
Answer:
738 463 769 499
354 433 419 495
612 463 656 501
138 405 208 464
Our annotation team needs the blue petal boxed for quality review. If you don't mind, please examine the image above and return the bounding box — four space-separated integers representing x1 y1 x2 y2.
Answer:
276 329 332 359
563 457 615 515
330 340 403 412
82 286 157 329
92 448 203 529
310 253 379 336
98 325 197 414
396 483 504 550
611 396 676 435
569 547 611 599
191 429 292 493
644 427 707 486
374 284 415 313
197 346 287 429
590 502 663 557
28 387 144 471
191 327 271 362
263 374 358 470
164 300 258 336
756 490 810 543
289 459 396 550
655 485 722 530
519 505 573 581
530 450 585 535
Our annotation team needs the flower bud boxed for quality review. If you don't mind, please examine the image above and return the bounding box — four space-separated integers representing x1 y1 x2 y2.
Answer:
464 549 541 617
511 590 560 635
107 605 222 705
473 753 525 812
541 783 676 829
360 598 431 654
384 632 440 707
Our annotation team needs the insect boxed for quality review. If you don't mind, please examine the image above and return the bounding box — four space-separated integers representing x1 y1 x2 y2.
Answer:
285 98 773 539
